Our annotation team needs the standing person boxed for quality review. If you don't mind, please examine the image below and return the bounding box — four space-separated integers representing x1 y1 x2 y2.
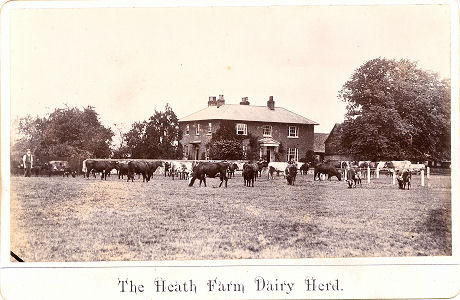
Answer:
22 149 33 177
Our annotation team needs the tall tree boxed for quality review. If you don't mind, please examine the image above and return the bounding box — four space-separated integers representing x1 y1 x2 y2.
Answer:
12 106 114 160
124 104 183 159
338 58 450 161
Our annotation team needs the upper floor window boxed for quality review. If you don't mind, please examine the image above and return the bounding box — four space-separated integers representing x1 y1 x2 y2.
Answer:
263 125 272 137
196 124 200 135
208 122 212 134
287 148 298 162
236 123 248 135
185 124 190 135
288 125 298 138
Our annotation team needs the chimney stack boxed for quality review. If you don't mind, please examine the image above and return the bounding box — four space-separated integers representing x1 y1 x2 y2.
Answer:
240 97 250 105
208 96 217 106
217 94 225 108
267 96 275 110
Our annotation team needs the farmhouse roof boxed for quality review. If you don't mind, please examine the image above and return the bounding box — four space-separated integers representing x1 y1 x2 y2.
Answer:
313 133 329 153
179 104 319 125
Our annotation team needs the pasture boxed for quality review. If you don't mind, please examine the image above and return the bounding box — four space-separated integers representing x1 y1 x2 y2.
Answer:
10 172 451 262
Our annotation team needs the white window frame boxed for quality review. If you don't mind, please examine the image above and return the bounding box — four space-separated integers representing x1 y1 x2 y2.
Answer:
207 122 212 134
236 123 248 135
185 124 190 135
287 148 298 162
288 125 298 138
263 125 272 137
195 124 200 135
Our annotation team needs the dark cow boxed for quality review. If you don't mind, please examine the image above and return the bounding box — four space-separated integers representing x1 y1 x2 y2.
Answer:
256 160 268 177
299 163 309 175
127 161 151 182
227 163 239 179
63 167 76 178
346 168 362 188
314 163 342 181
146 161 164 180
189 162 229 187
242 163 256 187
285 163 297 185
116 161 130 179
83 159 118 180
397 169 411 190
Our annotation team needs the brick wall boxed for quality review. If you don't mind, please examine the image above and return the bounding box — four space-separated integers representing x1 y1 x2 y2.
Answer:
179 120 315 161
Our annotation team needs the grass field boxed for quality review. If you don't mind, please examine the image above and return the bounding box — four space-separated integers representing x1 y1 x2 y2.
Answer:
9 172 451 262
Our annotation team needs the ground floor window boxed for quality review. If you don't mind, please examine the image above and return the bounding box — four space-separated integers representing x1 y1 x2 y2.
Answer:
287 148 298 162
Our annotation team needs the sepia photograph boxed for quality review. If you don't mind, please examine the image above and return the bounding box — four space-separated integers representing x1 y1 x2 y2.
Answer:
1 1 458 299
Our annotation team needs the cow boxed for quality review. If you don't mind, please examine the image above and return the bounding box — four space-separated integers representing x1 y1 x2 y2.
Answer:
267 162 289 179
285 163 298 185
127 161 151 182
385 161 412 176
227 163 239 179
189 161 229 187
255 160 268 177
63 167 77 178
299 163 309 175
165 161 193 180
409 163 426 174
242 163 256 187
346 168 362 188
116 161 130 179
146 161 164 180
396 169 411 190
314 163 342 181
83 159 118 180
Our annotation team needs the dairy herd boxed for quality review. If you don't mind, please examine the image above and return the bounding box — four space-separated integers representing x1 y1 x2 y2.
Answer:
81 159 419 190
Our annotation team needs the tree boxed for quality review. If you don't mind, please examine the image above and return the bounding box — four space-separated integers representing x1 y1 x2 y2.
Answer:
124 104 183 159
207 121 243 160
12 106 114 160
300 149 316 164
338 58 450 161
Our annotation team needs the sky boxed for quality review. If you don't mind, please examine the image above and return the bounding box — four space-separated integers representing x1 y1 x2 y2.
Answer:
7 4 451 136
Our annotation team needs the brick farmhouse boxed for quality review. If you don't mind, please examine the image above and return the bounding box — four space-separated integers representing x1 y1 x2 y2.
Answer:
178 95 318 162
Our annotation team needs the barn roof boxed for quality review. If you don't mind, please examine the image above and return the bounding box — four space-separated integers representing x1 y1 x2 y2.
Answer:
179 104 319 125
313 133 329 153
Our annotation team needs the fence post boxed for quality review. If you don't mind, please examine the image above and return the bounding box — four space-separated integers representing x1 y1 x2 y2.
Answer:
392 170 396 185
367 167 370 183
427 167 430 179
421 169 425 187
344 169 347 181
376 167 380 178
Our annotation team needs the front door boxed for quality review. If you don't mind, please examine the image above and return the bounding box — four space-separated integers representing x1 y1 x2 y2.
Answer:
194 146 199 160
266 148 271 162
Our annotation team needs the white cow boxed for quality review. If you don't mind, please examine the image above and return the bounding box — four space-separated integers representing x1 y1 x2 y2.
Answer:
267 162 291 179
166 161 194 180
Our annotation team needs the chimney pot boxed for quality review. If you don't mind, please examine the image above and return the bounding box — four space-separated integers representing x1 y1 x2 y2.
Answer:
267 96 275 110
217 94 225 108
240 97 250 105
208 96 217 106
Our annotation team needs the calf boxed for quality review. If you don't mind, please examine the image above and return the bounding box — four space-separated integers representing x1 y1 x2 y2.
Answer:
267 162 289 179
285 163 297 185
346 168 362 188
242 163 256 187
227 163 239 179
397 169 411 190
299 163 309 175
